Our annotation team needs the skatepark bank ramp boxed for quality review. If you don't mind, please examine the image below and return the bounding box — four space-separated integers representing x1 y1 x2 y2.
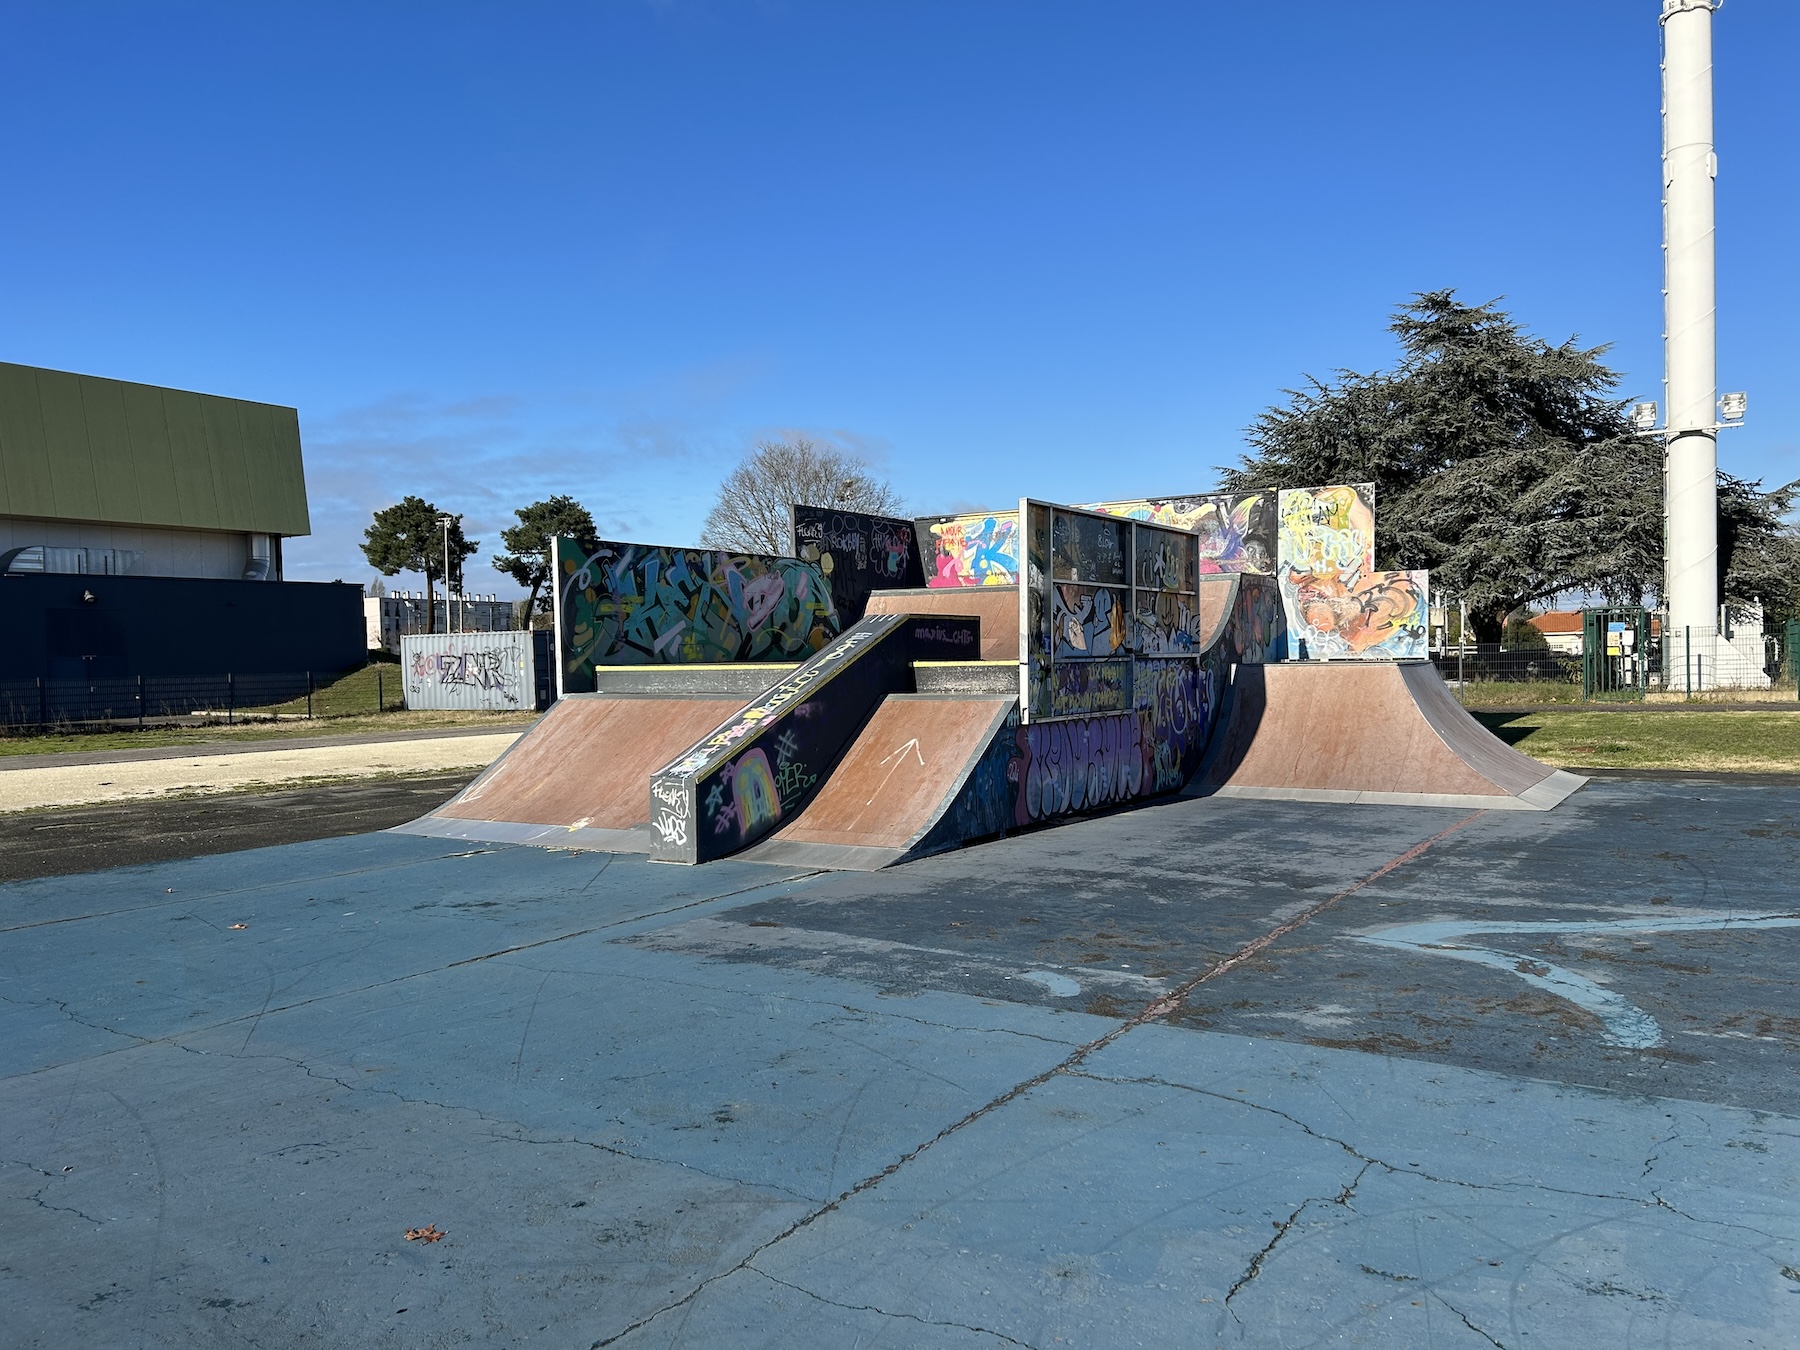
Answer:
1190 660 1584 811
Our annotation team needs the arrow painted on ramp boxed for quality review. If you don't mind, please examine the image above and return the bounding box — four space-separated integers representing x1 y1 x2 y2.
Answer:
868 737 925 805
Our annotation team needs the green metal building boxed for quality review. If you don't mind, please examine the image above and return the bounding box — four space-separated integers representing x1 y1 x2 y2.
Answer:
0 361 310 580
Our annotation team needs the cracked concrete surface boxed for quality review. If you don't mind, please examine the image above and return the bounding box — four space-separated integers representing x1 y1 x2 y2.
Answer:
3 781 1799 1346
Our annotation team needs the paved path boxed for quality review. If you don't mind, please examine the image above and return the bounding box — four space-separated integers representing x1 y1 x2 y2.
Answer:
0 733 518 813
0 721 533 773
3 779 1797 1346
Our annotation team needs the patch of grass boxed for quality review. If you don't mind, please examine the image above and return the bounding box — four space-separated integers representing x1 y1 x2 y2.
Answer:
1475 709 1800 772
1452 679 1587 707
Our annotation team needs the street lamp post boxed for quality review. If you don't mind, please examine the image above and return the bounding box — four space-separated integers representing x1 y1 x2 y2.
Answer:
437 515 456 634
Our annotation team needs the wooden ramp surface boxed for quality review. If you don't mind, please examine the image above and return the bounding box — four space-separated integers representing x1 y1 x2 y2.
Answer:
741 694 1015 870
393 693 745 850
1192 661 1583 811
865 587 1019 662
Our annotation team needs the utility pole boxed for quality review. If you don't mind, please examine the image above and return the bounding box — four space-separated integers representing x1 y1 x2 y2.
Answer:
438 515 456 634
1660 0 1719 691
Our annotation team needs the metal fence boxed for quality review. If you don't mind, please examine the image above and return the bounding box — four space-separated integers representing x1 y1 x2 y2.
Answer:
1429 644 1583 686
0 671 393 730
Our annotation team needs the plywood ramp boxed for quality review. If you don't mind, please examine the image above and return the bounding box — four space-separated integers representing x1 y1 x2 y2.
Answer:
393 693 745 850
742 694 1016 870
864 586 1019 662
1191 661 1584 811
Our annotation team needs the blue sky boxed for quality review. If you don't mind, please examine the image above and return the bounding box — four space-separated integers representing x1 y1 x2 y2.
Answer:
2 1 1794 594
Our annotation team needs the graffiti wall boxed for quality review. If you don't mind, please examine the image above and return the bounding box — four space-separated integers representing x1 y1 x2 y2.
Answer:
555 537 838 685
1083 494 1277 575
1274 484 1422 658
917 511 1020 587
791 504 925 625
400 631 533 711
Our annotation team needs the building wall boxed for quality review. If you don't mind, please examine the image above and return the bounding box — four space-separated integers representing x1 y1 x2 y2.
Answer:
365 594 517 650
0 362 309 538
0 514 260 581
0 573 364 679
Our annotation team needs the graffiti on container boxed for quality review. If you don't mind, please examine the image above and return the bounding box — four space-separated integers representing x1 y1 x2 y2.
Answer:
792 505 924 624
922 512 1020 587
557 536 837 677
410 647 522 703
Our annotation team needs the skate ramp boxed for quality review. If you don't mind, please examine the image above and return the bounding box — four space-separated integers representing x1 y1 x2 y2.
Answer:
1191 661 1584 811
740 694 1017 870
394 693 750 850
865 586 1019 661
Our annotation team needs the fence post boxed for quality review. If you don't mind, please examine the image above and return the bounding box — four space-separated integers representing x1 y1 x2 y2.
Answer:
306 672 314 720
37 676 45 729
137 674 145 729
1684 627 1692 698
228 672 235 726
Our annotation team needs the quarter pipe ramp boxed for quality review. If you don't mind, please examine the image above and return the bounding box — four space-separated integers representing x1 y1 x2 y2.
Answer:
1190 660 1584 811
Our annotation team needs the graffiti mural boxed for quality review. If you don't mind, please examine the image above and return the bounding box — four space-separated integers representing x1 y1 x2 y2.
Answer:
1286 568 1429 659
1276 484 1378 659
920 511 1020 587
1135 658 1213 793
556 537 837 682
791 505 925 625
1048 658 1131 718
1015 712 1145 822
1226 573 1288 665
1053 583 1128 659
1083 494 1277 575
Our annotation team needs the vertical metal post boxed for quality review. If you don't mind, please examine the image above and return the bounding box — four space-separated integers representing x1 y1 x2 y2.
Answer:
37 676 45 728
137 674 145 729
1685 626 1692 698
228 672 235 726
306 672 314 719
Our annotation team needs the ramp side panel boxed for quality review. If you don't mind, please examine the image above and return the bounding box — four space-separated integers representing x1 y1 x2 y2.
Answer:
1400 661 1563 796
761 695 1015 852
865 587 1019 662
432 695 748 830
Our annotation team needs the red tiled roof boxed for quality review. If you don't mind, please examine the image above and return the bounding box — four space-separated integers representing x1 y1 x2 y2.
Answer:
1529 611 1583 635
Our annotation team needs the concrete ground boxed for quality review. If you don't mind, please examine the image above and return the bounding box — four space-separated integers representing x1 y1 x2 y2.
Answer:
3 777 1798 1348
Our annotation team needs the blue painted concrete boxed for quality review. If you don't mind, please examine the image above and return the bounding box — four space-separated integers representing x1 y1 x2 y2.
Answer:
4 782 1799 1347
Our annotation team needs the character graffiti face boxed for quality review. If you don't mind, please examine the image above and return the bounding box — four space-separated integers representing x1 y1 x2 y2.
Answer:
729 750 782 840
1291 570 1423 653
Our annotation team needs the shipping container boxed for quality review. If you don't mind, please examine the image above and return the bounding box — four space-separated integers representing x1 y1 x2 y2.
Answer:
401 631 535 711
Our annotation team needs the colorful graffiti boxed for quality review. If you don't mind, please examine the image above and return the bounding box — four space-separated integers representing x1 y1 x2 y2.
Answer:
401 632 532 711
1082 494 1277 575
1015 712 1147 822
1226 573 1288 665
1048 658 1131 717
1054 583 1128 659
1286 568 1429 659
791 505 924 625
1275 484 1380 660
556 537 837 681
921 511 1020 587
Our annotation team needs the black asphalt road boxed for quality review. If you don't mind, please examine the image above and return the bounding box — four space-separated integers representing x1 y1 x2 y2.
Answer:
0 772 478 884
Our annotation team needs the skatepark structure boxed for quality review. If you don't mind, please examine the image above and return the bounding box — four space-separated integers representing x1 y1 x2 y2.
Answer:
398 494 1585 866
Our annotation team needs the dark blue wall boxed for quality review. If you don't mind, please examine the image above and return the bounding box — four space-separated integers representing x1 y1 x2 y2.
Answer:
0 574 366 679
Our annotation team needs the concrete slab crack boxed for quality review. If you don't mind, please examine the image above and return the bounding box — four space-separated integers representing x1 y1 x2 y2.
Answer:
743 1267 1037 1347
1224 1161 1373 1311
1434 1293 1509 1348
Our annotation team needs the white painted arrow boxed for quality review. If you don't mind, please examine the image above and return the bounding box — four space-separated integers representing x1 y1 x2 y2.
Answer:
868 737 925 805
